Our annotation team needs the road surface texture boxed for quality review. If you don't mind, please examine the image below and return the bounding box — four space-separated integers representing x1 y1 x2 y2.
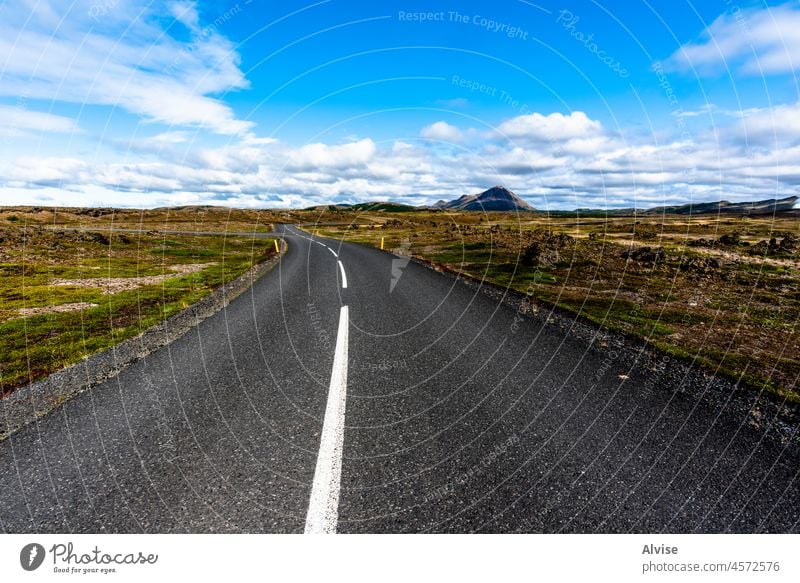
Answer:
1 225 798 533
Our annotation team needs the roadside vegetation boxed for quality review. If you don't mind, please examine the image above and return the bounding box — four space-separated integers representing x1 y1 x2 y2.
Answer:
303 209 800 403
0 206 279 393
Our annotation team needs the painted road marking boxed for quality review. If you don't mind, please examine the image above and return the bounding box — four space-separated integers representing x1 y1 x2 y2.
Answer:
305 305 350 534
328 248 338 258
337 261 347 289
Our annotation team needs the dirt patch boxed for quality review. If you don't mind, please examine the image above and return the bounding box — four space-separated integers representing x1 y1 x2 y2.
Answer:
50 263 216 294
18 302 99 317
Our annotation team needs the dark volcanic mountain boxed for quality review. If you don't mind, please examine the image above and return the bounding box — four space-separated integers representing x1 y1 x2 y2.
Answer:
433 186 534 211
303 201 417 212
575 195 798 216
643 195 798 216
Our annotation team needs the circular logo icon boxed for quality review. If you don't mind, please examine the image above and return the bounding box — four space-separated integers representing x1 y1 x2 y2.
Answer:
20 543 46 571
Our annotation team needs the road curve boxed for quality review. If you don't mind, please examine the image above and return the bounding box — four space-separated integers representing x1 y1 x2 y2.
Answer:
1 225 798 533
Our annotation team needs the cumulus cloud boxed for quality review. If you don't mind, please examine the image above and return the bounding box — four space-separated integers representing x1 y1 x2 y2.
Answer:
4 156 88 187
1 103 799 210
722 101 800 146
490 147 566 175
495 111 603 142
0 0 252 135
665 3 800 76
287 139 376 171
420 121 464 142
129 131 192 151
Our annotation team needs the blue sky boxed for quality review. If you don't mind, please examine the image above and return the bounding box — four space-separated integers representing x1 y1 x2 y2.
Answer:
1 0 799 209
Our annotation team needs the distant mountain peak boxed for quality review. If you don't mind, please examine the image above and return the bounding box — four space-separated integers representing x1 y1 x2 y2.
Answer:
433 186 534 211
487 184 512 192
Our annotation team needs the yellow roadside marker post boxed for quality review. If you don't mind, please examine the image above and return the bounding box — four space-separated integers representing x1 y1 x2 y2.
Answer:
274 239 280 253
380 237 384 250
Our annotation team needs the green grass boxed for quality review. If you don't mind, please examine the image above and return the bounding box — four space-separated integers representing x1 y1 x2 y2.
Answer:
0 228 278 393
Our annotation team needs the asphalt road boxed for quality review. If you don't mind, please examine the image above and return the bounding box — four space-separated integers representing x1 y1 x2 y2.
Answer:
1 225 798 533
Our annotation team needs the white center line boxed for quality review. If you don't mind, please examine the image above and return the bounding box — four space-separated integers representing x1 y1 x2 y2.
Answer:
327 247 338 257
337 260 347 289
305 305 350 534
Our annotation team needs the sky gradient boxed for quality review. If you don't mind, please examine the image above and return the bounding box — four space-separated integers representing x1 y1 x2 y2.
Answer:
1 0 799 209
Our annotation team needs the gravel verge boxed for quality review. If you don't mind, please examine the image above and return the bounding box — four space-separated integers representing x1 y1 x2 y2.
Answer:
0 242 284 440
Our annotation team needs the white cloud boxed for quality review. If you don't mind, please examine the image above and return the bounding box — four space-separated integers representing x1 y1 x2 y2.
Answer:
287 139 376 170
136 131 190 146
665 3 800 76
2 105 799 210
0 104 81 137
0 0 252 135
495 111 602 141
674 104 717 118
723 101 800 145
420 121 464 142
169 1 201 33
490 147 566 175
4 156 88 186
